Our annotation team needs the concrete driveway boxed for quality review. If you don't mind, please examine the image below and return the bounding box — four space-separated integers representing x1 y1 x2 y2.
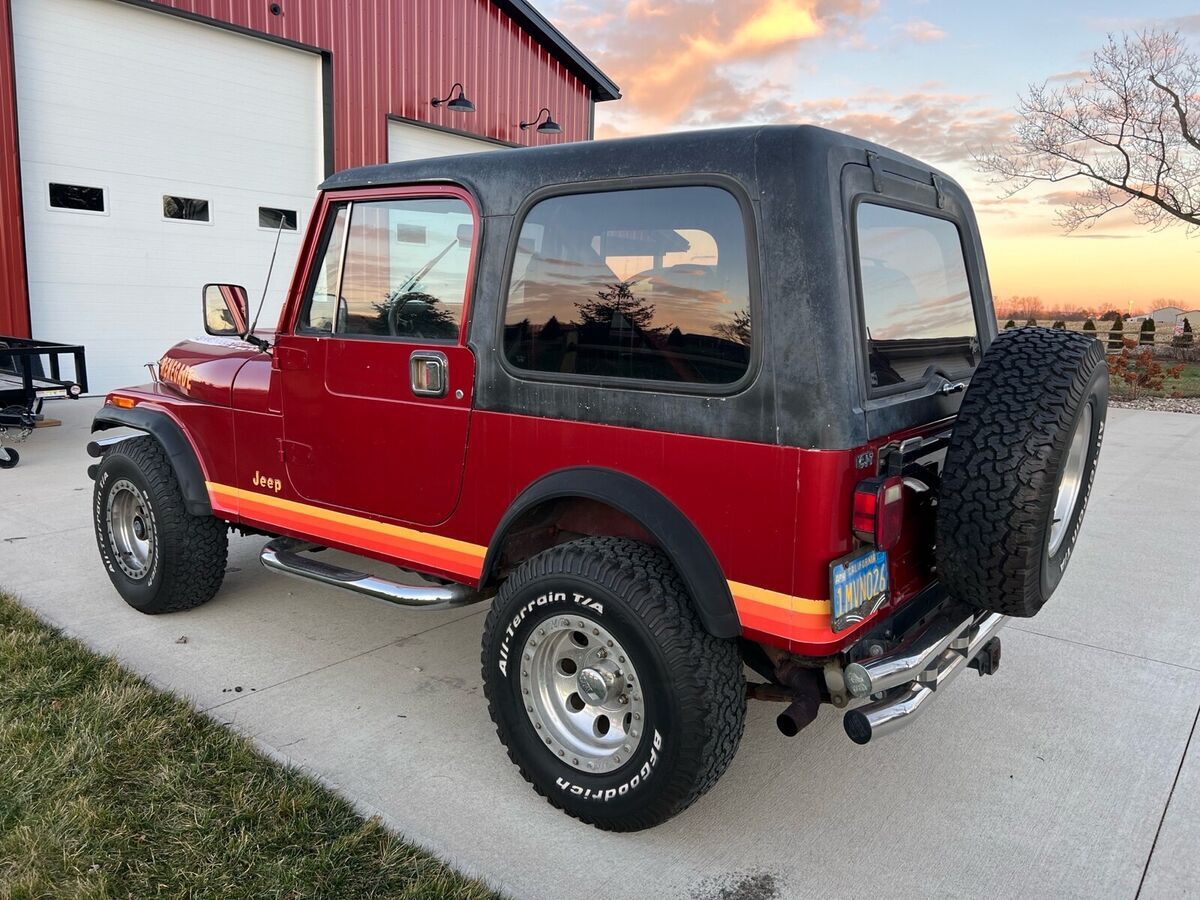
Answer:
2 399 1198 900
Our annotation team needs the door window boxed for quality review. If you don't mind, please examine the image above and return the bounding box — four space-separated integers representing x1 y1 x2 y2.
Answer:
298 198 474 340
855 203 979 391
502 185 753 386
299 205 349 333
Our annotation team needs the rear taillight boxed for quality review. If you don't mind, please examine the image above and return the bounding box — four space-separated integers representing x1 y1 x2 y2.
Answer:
852 475 905 551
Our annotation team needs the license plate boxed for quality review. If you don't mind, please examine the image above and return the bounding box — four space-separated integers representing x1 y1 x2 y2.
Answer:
830 549 889 632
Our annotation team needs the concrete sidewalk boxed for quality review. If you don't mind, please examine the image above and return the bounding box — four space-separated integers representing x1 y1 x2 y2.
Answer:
2 399 1198 900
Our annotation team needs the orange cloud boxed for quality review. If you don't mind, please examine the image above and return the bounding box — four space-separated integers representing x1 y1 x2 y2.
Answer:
557 0 877 128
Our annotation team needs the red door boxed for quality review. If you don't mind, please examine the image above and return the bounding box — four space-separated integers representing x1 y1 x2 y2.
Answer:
275 188 479 527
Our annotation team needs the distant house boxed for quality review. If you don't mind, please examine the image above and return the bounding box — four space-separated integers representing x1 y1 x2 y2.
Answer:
1150 305 1186 325
1177 310 1200 328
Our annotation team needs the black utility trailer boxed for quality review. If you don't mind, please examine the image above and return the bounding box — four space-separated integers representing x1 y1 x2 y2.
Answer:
0 335 88 468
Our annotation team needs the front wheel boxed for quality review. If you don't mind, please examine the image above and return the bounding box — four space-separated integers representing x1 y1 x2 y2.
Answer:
481 537 746 831
93 436 228 614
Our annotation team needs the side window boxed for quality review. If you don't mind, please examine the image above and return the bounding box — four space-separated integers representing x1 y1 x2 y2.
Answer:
503 185 752 386
337 197 474 341
299 205 349 333
855 203 979 391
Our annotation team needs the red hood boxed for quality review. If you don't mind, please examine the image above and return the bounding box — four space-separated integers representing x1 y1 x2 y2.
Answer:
157 333 272 405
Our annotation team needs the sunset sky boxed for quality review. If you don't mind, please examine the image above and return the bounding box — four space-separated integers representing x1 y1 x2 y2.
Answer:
541 0 1199 313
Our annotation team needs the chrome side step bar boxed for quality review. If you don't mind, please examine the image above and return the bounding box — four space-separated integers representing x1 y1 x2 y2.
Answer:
842 609 1007 745
260 537 484 611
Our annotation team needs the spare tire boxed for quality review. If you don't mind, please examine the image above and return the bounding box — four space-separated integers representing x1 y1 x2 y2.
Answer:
936 327 1107 617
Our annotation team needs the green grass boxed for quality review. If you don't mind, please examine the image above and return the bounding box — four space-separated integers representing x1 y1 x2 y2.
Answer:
0 594 496 900
1109 361 1200 399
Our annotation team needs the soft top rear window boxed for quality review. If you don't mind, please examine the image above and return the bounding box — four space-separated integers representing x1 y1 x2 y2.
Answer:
855 202 979 392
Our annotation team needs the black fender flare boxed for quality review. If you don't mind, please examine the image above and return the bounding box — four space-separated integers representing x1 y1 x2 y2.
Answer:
91 406 212 517
482 467 741 639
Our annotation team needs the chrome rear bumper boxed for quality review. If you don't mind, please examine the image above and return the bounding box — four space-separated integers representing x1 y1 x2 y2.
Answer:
842 607 1007 744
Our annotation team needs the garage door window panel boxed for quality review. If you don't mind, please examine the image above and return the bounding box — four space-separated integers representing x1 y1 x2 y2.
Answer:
854 202 979 393
163 195 211 223
334 198 474 342
48 182 106 214
260 207 298 231
503 185 753 386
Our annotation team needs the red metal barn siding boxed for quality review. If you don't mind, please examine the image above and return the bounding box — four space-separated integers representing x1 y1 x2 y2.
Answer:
0 0 29 336
0 0 594 338
123 0 592 168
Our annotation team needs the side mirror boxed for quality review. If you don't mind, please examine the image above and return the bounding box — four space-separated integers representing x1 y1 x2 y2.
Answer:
203 283 249 337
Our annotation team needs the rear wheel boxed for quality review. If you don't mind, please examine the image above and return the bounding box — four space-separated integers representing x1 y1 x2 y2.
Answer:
93 436 228 614
481 537 745 831
0 447 17 469
936 327 1107 617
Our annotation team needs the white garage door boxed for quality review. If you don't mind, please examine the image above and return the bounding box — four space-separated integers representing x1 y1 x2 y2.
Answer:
388 119 505 163
13 0 322 392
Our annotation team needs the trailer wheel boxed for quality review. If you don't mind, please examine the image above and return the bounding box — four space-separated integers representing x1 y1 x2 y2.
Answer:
481 537 745 831
0 447 18 469
936 328 1107 617
93 436 227 614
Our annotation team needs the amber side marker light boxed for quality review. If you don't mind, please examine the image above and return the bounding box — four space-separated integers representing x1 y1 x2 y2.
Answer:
109 396 137 409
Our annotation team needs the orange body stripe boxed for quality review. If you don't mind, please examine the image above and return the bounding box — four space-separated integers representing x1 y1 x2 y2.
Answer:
207 482 835 644
235 495 483 577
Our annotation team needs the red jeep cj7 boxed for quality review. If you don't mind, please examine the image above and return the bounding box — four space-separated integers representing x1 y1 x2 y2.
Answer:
88 126 1107 831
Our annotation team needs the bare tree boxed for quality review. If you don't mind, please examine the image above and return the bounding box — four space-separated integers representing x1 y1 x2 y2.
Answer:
976 29 1200 233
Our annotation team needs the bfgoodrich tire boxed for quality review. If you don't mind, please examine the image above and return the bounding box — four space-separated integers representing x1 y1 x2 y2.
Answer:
93 436 228 614
481 537 745 831
936 327 1107 617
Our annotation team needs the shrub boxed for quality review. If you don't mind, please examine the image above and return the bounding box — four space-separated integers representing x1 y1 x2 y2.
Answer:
1083 318 1096 332
1108 315 1125 350
1108 338 1185 398
1025 318 1038 327
1003 319 1016 329
1053 320 1067 329
1140 317 1156 345
1174 317 1195 347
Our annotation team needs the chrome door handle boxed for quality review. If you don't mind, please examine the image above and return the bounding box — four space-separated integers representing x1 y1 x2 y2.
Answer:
410 350 448 398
